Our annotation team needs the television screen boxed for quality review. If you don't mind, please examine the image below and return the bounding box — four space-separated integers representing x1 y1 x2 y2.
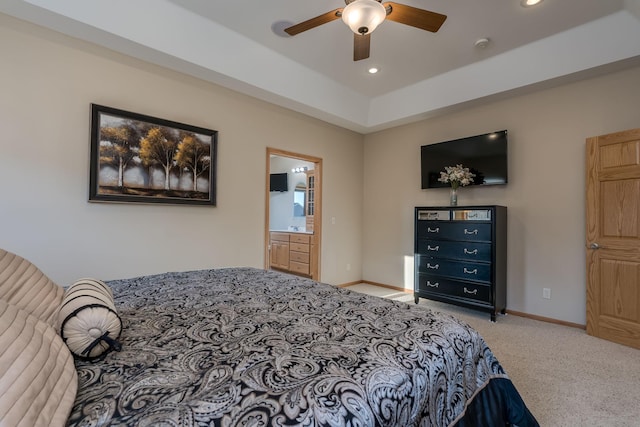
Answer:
421 130 508 189
270 172 288 192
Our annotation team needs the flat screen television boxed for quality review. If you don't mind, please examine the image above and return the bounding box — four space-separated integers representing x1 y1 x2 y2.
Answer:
421 130 508 189
270 172 288 192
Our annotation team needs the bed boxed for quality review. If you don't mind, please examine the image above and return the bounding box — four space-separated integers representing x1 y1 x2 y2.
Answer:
0 249 538 426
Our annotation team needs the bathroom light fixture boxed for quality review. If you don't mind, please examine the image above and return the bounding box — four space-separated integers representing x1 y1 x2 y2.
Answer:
292 166 308 173
342 0 387 35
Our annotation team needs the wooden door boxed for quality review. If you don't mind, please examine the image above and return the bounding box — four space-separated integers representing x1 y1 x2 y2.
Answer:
269 233 290 270
270 241 290 270
586 128 640 349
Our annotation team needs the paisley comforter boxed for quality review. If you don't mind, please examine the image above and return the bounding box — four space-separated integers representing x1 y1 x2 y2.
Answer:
67 267 538 426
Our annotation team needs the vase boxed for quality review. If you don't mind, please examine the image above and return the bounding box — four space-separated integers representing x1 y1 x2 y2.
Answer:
449 187 458 206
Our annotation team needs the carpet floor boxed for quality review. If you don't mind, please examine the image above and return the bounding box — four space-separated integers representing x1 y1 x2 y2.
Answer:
346 283 640 427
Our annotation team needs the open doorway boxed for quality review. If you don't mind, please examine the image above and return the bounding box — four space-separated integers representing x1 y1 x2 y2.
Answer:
265 148 322 281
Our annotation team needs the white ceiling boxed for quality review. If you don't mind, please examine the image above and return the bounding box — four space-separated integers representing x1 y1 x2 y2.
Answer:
2 0 640 133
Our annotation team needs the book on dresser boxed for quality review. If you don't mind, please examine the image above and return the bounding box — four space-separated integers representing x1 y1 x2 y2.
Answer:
414 205 507 321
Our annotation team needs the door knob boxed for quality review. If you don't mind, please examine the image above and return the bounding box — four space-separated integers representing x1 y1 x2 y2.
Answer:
589 243 600 249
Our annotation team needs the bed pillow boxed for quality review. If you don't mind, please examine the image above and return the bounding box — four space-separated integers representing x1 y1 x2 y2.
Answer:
0 299 78 427
58 278 122 359
0 248 65 327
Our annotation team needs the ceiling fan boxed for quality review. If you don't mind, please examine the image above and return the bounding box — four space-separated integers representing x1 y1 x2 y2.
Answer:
284 0 447 61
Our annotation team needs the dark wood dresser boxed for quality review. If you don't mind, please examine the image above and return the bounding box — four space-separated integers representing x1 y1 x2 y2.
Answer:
414 205 507 321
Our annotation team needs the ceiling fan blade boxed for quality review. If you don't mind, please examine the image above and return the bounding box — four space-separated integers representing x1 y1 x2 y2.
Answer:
354 33 370 61
383 2 447 32
284 9 343 36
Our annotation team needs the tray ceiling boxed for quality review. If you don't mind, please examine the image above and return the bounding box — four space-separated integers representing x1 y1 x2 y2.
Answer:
2 0 639 133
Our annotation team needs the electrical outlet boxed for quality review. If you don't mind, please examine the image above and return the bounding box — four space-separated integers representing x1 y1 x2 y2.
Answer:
543 288 551 299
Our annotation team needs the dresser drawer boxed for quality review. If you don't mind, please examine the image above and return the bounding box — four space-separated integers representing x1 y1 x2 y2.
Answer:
417 257 491 283
290 242 309 253
417 222 492 242
289 261 310 275
417 274 491 304
290 233 310 244
270 232 290 242
417 239 492 262
290 251 310 263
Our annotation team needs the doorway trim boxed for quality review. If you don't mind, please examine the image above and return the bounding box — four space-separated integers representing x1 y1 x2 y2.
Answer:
265 147 323 281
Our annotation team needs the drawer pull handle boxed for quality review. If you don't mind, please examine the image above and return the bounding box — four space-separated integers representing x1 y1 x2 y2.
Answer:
463 268 478 275
426 281 439 288
463 248 478 255
427 245 440 251
464 287 478 295
427 227 440 233
426 263 440 270
464 229 479 235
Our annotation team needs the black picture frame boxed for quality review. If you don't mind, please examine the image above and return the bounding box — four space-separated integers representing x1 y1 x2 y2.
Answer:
89 104 217 206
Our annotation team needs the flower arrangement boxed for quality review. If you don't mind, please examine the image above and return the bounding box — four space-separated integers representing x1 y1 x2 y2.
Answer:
438 164 475 189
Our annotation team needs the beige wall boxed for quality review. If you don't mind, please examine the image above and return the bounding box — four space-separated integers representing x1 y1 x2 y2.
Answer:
363 65 640 325
3 13 640 326
0 14 363 286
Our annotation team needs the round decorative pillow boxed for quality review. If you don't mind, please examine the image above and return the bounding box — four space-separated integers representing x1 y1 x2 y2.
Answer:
58 278 122 359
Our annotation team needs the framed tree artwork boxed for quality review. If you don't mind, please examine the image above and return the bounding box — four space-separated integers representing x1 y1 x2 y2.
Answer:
89 104 217 206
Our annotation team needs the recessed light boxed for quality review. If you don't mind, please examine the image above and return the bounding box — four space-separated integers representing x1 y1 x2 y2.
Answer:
368 67 379 74
520 0 543 7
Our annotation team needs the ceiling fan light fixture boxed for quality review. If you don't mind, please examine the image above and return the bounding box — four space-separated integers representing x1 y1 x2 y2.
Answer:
342 0 387 35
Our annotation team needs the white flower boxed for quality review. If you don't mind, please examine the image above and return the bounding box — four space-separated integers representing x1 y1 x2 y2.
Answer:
438 164 475 189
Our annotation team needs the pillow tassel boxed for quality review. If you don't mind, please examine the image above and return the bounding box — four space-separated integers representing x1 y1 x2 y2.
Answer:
81 330 122 356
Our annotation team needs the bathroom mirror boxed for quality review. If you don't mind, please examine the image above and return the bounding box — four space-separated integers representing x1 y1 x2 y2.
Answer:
293 183 306 217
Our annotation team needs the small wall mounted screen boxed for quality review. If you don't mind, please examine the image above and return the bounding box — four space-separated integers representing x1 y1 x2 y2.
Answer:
270 172 288 192
421 130 508 189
